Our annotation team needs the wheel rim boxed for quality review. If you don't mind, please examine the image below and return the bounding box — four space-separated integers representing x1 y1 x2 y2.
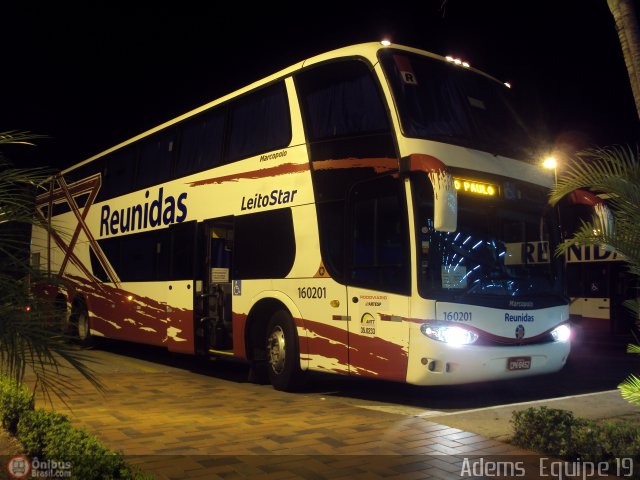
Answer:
267 325 286 374
77 311 89 340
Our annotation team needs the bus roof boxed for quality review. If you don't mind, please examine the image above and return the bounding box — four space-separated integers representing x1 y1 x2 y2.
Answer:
62 41 505 175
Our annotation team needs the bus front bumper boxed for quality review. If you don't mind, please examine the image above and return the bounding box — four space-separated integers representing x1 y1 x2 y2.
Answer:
405 339 571 386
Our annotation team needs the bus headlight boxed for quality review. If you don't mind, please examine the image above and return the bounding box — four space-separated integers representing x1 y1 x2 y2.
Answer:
551 324 571 342
420 322 479 345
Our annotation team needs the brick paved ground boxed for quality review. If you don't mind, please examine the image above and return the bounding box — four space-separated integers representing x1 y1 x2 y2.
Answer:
33 366 551 480
5 332 632 478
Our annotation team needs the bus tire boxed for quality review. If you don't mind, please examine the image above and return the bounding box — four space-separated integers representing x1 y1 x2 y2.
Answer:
71 300 93 347
247 361 269 385
53 296 69 335
266 310 303 391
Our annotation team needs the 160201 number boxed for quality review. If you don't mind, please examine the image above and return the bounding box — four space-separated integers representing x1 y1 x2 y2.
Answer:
442 311 472 321
298 287 327 299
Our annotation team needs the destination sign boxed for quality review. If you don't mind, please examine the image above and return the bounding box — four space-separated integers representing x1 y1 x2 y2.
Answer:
453 177 497 197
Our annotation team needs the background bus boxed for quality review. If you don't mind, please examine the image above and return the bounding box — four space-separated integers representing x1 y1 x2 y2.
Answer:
559 198 637 339
31 42 571 391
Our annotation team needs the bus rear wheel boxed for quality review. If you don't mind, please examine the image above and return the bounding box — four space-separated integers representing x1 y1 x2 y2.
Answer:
71 301 93 347
266 310 303 391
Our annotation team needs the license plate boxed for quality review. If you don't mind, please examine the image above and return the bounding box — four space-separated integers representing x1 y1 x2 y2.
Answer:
507 356 531 371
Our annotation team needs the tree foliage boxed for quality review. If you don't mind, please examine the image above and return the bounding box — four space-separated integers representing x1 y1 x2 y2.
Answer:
607 0 640 121
548 145 640 406
0 130 102 404
549 145 640 277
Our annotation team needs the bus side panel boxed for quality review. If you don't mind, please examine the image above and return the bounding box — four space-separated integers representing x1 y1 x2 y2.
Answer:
166 280 196 354
569 298 610 338
232 312 247 359
65 275 195 351
275 279 350 375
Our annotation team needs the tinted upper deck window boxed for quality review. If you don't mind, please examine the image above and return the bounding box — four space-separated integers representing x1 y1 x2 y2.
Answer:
226 81 291 162
296 59 389 142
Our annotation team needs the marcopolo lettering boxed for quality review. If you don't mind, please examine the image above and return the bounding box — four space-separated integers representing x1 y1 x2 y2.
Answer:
259 149 288 162
100 188 188 237
241 189 297 211
505 313 535 322
509 300 534 308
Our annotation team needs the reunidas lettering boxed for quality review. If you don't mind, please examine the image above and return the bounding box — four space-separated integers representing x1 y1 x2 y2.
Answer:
504 313 535 322
100 188 188 236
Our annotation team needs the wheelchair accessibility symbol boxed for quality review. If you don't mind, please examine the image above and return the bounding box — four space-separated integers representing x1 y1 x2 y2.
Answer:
233 280 242 296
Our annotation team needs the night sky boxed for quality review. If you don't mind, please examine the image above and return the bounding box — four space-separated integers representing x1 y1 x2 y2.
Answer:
2 1 639 171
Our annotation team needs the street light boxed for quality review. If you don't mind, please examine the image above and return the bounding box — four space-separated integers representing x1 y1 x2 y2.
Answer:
543 156 558 185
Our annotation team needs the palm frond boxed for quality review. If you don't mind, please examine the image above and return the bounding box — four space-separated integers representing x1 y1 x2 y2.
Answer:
623 300 640 330
552 146 640 276
554 146 640 408
619 374 640 406
0 278 105 405
628 344 640 354
549 145 640 206
0 140 103 403
0 130 49 147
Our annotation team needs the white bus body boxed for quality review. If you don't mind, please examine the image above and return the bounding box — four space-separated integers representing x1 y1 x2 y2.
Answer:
32 42 571 390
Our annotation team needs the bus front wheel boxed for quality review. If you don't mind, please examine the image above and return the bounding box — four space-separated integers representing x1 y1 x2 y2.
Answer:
266 310 303 391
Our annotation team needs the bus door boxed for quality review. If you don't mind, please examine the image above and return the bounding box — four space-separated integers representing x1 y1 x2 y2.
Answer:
346 175 411 381
197 218 234 355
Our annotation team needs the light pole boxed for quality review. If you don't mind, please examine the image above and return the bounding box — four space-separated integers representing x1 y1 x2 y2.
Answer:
543 156 558 186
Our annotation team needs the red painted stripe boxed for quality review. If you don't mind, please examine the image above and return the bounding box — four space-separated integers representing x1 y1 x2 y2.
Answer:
188 162 310 187
232 312 247 359
312 157 398 173
300 318 408 381
64 275 195 354
406 153 447 173
567 189 606 207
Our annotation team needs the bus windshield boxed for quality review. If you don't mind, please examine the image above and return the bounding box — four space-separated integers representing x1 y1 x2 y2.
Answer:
379 49 534 160
412 175 564 308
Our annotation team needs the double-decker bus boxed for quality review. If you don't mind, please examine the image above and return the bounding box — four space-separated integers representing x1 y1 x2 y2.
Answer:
31 42 572 391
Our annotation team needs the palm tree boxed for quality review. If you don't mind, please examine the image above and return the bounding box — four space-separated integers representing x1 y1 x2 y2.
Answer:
0 130 101 403
548 144 640 406
608 0 640 121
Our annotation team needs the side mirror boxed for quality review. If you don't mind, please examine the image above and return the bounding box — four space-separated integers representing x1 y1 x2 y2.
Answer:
400 153 457 232
566 189 613 237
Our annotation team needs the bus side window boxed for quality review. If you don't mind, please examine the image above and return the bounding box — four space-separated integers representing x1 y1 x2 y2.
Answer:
296 59 396 282
170 221 196 280
175 108 225 178
89 247 111 283
134 130 176 190
119 230 170 282
297 59 389 142
233 209 295 279
348 176 410 294
102 147 136 199
295 58 393 161
95 229 170 282
225 81 292 163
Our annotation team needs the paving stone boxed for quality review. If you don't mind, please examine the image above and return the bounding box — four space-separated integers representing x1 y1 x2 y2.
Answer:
28 367 541 478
